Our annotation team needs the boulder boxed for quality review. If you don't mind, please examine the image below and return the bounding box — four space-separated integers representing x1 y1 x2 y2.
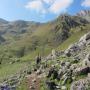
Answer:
32 79 36 83
65 44 80 57
70 77 90 90
82 54 90 66
74 66 90 75
79 32 90 43
61 86 67 90
65 62 71 68
36 69 42 75
70 64 78 70
29 86 35 89
78 32 90 48
88 73 90 77
0 83 10 90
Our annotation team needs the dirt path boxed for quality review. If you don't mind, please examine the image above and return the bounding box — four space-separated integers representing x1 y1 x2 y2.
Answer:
26 73 42 90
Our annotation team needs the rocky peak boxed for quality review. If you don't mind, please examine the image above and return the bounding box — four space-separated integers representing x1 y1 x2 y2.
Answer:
77 10 90 17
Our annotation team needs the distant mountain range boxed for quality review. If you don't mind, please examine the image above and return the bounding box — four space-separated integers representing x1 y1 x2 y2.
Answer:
77 10 90 22
0 10 89 61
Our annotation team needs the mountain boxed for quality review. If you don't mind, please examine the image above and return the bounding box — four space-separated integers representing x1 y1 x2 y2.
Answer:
0 10 90 90
77 10 90 22
0 18 8 24
0 10 89 61
0 20 40 43
77 10 90 16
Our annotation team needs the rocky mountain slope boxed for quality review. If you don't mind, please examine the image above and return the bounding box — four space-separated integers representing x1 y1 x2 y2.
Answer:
0 10 90 90
0 31 90 90
0 11 89 62
77 10 90 22
25 31 90 90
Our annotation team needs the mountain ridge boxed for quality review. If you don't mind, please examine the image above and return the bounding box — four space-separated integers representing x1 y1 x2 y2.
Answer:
0 10 90 90
0 10 89 60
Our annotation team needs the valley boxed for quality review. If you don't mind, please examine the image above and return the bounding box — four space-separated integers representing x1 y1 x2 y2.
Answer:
0 10 90 90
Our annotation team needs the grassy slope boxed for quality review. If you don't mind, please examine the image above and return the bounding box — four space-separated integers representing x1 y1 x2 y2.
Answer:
0 62 27 80
57 24 90 50
0 15 89 62
22 24 90 61
0 16 89 90
17 78 28 90
0 15 89 79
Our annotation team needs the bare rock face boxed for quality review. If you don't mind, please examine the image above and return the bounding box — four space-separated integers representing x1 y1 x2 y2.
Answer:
74 66 90 75
65 32 90 57
78 32 90 47
77 10 90 22
77 10 90 17
70 77 90 90
64 44 80 57
82 54 90 67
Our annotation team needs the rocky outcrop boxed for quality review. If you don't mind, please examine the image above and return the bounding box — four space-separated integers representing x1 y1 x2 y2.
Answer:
46 49 63 60
65 32 90 57
65 44 80 57
74 66 90 75
77 10 90 22
82 54 90 66
78 32 90 47
70 77 90 90
77 10 90 17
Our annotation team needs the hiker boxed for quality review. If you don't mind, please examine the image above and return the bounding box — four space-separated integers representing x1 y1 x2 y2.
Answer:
35 54 42 69
36 54 41 65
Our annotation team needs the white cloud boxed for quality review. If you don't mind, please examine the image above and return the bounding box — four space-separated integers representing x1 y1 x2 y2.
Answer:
49 0 73 14
82 0 90 7
42 0 54 4
25 0 45 13
25 0 73 15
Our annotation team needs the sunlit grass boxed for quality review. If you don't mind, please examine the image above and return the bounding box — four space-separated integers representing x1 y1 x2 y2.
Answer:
0 62 26 80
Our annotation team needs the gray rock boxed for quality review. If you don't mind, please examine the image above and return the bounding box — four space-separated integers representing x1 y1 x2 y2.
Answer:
32 79 36 83
74 66 90 75
70 77 90 90
36 69 42 75
70 64 78 70
65 44 80 57
58 69 63 79
62 77 68 85
88 73 90 77
29 85 35 89
78 32 90 49
65 62 71 68
61 86 67 90
82 54 90 66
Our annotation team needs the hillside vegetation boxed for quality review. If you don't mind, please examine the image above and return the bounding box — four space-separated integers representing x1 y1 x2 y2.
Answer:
0 13 89 62
0 10 90 87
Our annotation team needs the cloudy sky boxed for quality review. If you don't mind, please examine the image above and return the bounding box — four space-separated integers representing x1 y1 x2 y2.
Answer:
0 0 90 22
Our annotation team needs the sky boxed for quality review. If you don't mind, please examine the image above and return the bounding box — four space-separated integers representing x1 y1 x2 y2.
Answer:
0 0 90 22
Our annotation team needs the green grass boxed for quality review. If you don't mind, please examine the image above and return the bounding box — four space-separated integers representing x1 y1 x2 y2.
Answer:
0 62 26 81
16 78 28 90
57 26 90 50
21 46 52 62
